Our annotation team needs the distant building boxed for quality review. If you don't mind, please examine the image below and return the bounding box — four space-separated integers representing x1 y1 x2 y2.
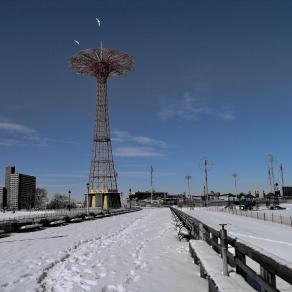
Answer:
130 191 168 202
0 187 7 209
282 186 292 197
5 166 36 210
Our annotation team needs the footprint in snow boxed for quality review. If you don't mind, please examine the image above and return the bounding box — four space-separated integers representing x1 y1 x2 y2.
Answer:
101 284 125 292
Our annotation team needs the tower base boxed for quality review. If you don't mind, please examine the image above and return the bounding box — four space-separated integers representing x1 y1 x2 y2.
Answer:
88 192 121 209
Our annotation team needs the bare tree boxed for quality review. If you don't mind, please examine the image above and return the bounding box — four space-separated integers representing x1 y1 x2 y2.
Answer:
35 188 48 209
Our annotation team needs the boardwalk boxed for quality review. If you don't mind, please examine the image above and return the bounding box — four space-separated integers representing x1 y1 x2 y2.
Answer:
0 208 207 292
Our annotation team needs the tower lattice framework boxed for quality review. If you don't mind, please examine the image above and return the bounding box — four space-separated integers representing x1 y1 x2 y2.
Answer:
69 48 134 205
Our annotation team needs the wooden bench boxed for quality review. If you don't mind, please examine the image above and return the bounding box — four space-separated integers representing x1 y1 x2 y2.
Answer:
173 218 191 241
189 240 255 292
178 226 191 241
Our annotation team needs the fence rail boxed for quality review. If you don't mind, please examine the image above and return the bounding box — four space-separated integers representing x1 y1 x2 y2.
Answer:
207 206 292 227
170 206 292 292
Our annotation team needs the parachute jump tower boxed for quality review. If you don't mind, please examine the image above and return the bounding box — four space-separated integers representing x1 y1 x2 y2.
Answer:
69 48 134 208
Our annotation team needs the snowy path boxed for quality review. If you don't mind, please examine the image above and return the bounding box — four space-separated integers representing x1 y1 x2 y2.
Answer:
184 208 292 266
0 208 207 292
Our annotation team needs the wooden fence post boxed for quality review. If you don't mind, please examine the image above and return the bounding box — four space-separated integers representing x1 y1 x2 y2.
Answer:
211 234 220 253
260 266 276 291
235 249 247 280
199 223 207 241
220 224 229 276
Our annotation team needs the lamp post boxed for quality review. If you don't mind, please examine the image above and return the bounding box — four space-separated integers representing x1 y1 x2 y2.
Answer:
150 166 154 205
86 183 89 215
185 175 191 206
232 173 238 196
129 188 132 208
68 190 71 211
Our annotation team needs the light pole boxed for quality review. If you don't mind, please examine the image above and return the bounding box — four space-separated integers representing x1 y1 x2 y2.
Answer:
68 190 71 211
120 192 123 209
232 173 238 196
129 188 132 208
267 154 275 192
185 175 191 205
150 166 154 205
280 164 284 189
86 183 89 215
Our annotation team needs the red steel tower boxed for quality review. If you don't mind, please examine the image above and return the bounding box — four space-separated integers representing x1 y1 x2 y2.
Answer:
69 48 134 208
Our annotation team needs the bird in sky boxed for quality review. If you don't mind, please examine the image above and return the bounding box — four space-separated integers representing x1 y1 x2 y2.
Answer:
74 40 80 45
96 18 101 27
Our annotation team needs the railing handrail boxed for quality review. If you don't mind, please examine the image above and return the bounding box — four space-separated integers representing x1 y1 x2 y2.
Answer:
170 206 292 291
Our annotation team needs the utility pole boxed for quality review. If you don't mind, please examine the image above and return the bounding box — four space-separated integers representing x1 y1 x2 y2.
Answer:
232 173 238 195
68 190 71 211
267 154 275 192
86 183 89 215
185 175 191 205
268 169 272 191
204 159 209 206
150 166 153 205
280 164 284 188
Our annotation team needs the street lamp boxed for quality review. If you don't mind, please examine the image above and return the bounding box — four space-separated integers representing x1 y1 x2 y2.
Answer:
232 173 239 196
86 183 89 215
185 175 191 206
68 190 71 211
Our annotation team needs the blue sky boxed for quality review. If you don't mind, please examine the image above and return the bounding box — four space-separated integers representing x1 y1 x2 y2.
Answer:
1 0 292 199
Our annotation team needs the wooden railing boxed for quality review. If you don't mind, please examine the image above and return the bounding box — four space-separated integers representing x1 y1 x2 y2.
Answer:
170 207 292 292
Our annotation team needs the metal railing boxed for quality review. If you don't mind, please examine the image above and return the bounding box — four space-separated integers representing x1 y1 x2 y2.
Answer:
170 207 292 292
207 206 292 227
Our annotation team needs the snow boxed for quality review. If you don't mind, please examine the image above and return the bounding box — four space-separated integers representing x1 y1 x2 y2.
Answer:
189 240 255 291
0 208 207 292
183 207 292 265
0 210 55 220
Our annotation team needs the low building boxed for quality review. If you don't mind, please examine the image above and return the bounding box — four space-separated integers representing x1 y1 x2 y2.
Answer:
130 191 168 203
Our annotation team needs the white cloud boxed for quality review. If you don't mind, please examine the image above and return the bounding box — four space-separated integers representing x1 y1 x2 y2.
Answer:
0 121 49 147
0 139 21 146
158 93 235 121
115 147 162 157
132 136 167 147
0 122 36 134
218 112 235 120
112 130 167 147
111 130 168 157
111 130 130 142
0 121 71 147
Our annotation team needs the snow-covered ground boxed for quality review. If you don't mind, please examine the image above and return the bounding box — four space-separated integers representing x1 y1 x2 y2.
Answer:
0 208 207 292
260 203 292 216
184 207 292 268
0 210 55 220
